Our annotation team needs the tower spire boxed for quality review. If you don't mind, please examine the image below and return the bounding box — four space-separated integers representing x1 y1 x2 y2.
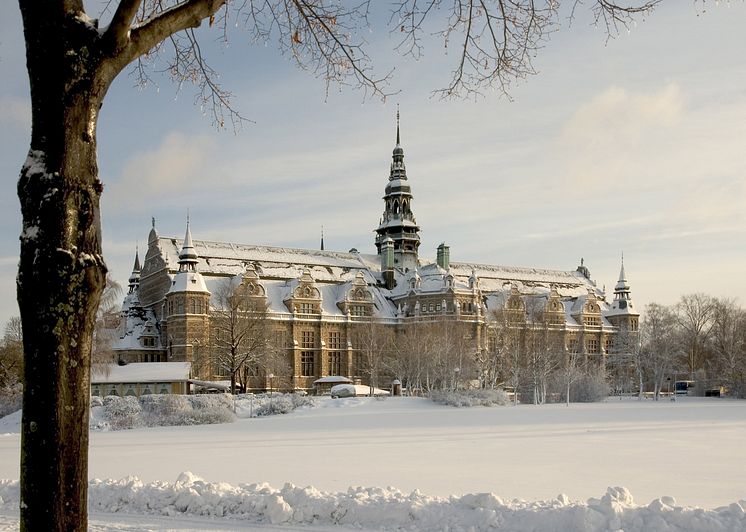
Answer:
320 226 325 251
374 111 421 271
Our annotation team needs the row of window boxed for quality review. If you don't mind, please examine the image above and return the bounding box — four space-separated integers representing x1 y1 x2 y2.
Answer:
166 298 206 316
300 351 367 377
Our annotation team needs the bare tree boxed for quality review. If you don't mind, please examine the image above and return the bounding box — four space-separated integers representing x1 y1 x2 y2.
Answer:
710 299 746 398
389 320 437 395
16 1 660 528
211 279 273 394
351 318 394 395
675 293 715 377
489 307 525 405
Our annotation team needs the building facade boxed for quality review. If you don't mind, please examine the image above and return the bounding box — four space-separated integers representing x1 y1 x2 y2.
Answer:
114 116 639 393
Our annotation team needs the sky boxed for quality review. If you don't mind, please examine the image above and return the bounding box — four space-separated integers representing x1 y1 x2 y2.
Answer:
0 1 744 328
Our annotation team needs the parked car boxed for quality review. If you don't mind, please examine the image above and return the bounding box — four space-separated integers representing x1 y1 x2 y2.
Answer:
330 384 357 398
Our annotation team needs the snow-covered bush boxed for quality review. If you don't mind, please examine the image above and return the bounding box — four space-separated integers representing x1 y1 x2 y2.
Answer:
430 389 510 407
189 393 233 411
103 395 142 430
90 395 104 408
0 384 22 418
95 393 236 430
252 393 315 417
571 370 610 403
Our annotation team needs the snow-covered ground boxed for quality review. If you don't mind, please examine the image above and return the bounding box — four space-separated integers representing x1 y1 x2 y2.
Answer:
0 396 744 530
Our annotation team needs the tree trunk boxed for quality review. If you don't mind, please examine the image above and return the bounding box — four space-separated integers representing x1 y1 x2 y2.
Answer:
18 6 110 530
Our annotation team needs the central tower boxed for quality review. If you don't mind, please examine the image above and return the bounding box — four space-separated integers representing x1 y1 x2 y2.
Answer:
374 110 421 272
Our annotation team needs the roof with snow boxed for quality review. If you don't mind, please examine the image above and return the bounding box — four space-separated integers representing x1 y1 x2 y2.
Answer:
92 362 191 384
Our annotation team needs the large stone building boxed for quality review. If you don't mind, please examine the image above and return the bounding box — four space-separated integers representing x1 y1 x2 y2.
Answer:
114 116 639 393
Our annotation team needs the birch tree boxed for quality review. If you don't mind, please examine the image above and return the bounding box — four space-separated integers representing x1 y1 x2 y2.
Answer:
16 1 659 528
640 303 679 400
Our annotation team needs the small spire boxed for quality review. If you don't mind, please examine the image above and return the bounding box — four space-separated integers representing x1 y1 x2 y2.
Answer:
396 104 400 146
320 225 325 251
178 214 199 270
152 216 155 229
128 246 142 293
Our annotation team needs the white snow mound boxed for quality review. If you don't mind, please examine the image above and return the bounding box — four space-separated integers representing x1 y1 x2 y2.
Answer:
0 474 744 531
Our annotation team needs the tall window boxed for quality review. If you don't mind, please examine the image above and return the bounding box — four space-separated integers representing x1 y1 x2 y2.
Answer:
301 331 315 349
587 338 599 353
328 331 342 349
301 352 315 376
328 331 343 375
301 331 315 376
328 352 342 375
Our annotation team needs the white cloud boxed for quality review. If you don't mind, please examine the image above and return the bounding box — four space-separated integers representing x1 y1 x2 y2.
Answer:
556 83 684 186
106 132 216 212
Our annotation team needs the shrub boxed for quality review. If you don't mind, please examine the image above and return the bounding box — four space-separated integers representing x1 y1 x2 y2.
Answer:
103 395 142 430
189 393 234 411
430 389 510 407
0 384 23 418
571 371 610 403
95 393 236 430
252 393 315 417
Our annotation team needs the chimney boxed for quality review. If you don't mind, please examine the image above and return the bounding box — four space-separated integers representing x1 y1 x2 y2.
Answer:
436 242 450 270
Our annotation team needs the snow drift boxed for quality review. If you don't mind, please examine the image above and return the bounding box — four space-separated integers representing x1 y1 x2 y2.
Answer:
0 473 743 531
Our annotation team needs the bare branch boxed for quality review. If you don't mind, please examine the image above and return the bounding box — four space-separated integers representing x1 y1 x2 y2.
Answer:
241 0 394 100
104 0 143 52
122 0 226 66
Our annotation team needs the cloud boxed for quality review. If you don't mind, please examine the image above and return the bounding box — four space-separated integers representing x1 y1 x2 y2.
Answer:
556 83 684 186
106 132 215 212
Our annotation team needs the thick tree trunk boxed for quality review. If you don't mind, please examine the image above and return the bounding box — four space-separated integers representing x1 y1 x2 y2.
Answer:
18 5 110 530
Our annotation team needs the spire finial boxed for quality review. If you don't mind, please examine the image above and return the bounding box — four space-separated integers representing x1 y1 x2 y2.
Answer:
320 225 325 251
152 216 155 229
396 104 400 146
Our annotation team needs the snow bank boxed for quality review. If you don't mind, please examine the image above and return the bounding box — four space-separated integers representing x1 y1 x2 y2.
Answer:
0 474 743 531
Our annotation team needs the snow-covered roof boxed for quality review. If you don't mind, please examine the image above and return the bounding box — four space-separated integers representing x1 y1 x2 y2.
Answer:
314 376 353 384
114 306 160 351
92 362 191 384
168 271 209 294
158 237 379 281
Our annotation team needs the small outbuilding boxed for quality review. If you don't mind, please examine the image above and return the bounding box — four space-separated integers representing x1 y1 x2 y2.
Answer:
313 375 353 395
91 362 191 397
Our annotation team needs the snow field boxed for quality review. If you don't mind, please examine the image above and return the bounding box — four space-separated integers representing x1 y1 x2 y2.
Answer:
0 396 745 530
